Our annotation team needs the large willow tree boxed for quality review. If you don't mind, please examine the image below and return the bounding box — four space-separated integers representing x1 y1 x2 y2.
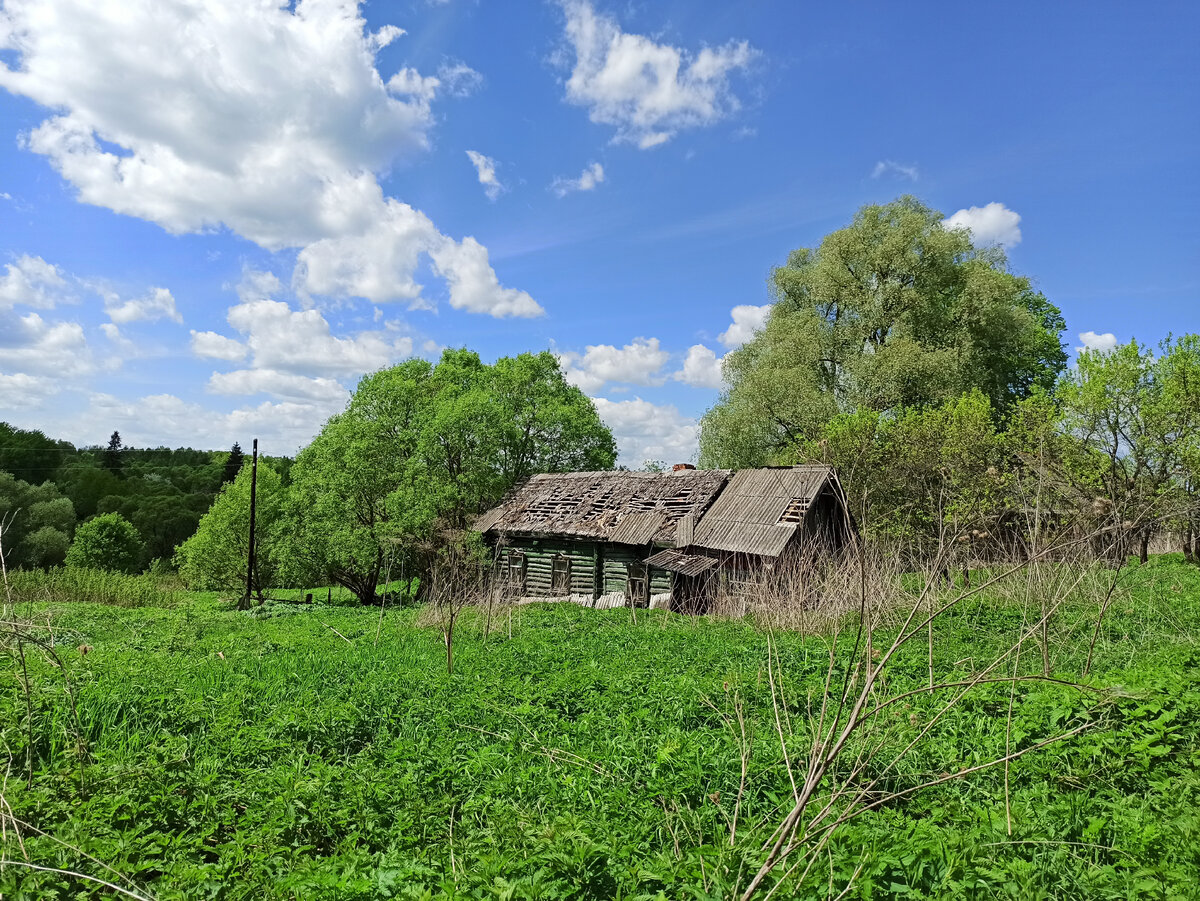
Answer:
699 197 1067 467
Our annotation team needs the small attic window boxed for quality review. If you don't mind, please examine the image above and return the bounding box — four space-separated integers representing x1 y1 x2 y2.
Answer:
778 497 809 524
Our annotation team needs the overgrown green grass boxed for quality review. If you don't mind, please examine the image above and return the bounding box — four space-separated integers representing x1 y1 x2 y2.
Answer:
6 566 177 608
2 559 1199 899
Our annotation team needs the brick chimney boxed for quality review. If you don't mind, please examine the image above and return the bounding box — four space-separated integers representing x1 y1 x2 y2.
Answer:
672 463 696 472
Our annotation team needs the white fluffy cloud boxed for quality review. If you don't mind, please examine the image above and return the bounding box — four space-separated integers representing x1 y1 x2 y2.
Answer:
207 369 350 404
0 0 539 318
0 372 59 408
592 397 698 466
0 311 92 378
558 0 757 148
1077 330 1119 354
943 202 1022 247
466 150 504 200
558 337 669 392
718 303 772 348
553 162 605 196
225 298 412 379
105 286 182 324
190 330 250 362
63 391 345 453
870 160 918 181
673 344 724 389
0 255 67 309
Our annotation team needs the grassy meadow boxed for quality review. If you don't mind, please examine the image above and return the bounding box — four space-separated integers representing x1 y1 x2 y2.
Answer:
2 559 1200 899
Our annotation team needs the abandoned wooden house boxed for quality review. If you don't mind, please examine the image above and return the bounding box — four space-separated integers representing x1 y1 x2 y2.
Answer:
473 464 853 611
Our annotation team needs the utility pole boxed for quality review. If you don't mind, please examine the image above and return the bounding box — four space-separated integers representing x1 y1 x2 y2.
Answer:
241 438 259 610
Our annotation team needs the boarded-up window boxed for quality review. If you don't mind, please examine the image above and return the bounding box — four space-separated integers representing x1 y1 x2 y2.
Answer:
551 553 571 593
626 562 649 607
506 551 527 593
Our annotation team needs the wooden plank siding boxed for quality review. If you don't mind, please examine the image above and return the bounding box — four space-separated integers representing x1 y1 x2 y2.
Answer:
500 538 672 603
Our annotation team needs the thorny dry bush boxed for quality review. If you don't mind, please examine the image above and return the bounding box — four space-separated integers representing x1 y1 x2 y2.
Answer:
725 516 1143 901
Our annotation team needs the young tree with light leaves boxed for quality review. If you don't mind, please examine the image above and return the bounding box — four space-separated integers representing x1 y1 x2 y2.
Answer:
285 350 616 604
174 462 287 597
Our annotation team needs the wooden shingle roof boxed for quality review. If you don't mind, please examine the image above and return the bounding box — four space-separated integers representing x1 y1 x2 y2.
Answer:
474 468 731 546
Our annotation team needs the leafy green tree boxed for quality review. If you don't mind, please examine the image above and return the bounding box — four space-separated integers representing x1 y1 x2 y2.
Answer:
788 391 1008 551
65 512 142 573
287 349 615 603
0 422 73 482
175 463 287 597
700 197 1067 467
21 526 70 568
0 473 76 569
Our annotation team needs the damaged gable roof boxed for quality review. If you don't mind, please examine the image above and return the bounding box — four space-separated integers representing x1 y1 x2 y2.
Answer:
474 468 731 546
689 465 837 557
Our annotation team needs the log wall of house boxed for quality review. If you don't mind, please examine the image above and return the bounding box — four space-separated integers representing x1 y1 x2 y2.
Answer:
499 538 672 600
499 539 596 595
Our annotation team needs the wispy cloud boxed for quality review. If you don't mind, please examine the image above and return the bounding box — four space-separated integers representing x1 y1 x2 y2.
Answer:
870 159 918 181
466 150 504 200
552 162 605 197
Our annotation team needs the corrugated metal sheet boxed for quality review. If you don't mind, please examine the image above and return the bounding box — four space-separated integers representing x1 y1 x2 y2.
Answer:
676 513 695 547
690 465 835 557
475 468 730 546
609 512 667 545
644 548 719 577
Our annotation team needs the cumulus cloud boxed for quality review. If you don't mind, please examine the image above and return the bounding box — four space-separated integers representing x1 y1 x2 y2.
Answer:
0 311 92 378
105 286 182 324
870 160 918 181
207 369 350 404
558 337 669 392
0 254 67 309
718 303 772 348
673 344 724 389
0 372 59 408
557 0 757 148
466 150 504 200
0 0 539 318
191 330 249 362
1077 331 1119 354
225 298 412 379
592 397 698 466
552 162 605 197
943 202 1022 247
62 391 346 453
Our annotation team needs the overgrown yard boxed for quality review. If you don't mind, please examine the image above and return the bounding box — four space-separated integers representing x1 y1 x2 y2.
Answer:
3 559 1200 899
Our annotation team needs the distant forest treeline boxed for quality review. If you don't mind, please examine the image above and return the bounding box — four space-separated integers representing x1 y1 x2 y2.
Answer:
0 421 290 571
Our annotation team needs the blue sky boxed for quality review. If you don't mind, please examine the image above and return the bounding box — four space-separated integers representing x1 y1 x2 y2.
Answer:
1 0 1196 464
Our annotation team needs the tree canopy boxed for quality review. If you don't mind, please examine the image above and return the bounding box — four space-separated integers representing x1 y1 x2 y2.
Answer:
0 472 76 569
65 512 141 574
700 197 1067 467
287 349 616 603
175 462 287 596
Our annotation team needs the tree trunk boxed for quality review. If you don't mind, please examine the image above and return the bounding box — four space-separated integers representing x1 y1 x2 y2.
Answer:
1184 522 1196 564
1139 529 1150 565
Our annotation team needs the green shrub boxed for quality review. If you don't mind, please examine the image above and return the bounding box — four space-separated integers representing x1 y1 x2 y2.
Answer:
65 512 142 574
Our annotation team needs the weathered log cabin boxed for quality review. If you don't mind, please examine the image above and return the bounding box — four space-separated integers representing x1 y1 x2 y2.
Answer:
474 464 852 611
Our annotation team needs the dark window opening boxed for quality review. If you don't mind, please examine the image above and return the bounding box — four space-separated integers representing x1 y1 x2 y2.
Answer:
626 562 649 607
552 554 571 593
506 551 527 593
